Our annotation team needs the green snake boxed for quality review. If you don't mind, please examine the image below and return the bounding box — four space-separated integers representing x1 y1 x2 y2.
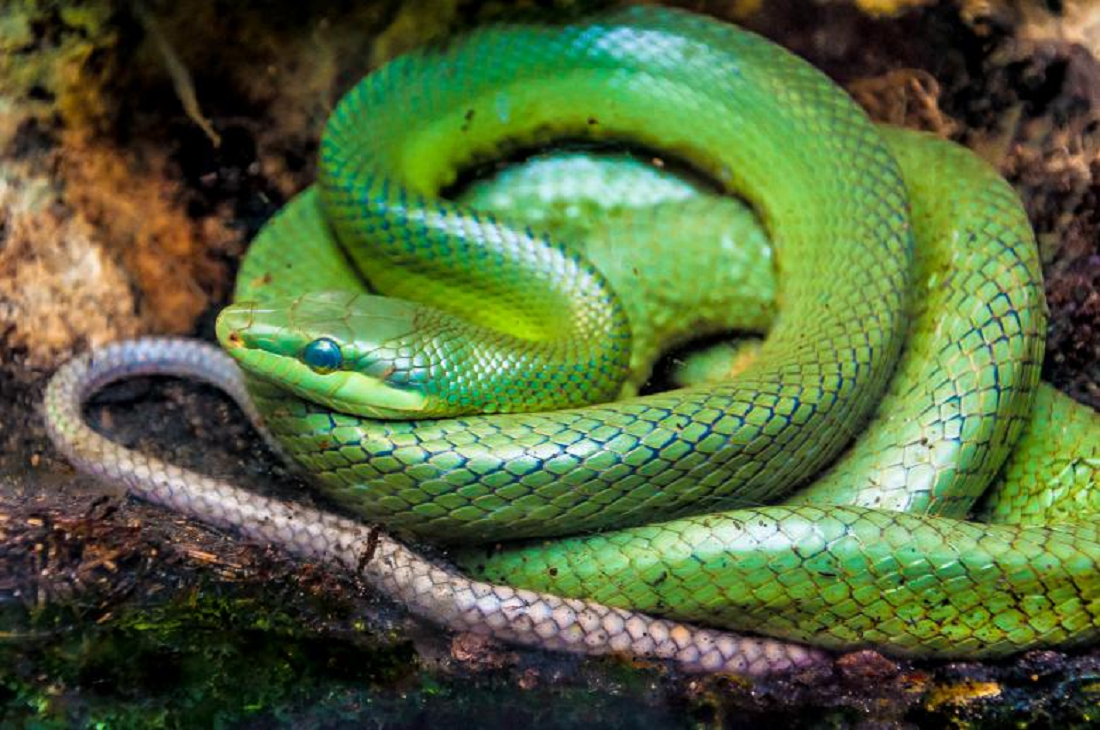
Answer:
44 6 1100 671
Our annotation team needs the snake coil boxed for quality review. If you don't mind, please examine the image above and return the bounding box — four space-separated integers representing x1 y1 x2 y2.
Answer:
45 6 1100 671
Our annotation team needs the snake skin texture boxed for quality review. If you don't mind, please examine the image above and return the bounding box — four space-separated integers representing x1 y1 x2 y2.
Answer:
225 6 914 542
43 6 1100 665
463 149 1086 524
460 506 1100 658
448 127 1099 656
977 385 1100 525
42 338 828 677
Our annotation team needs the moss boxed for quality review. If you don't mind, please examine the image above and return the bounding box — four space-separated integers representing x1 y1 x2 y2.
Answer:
0 581 704 728
0 0 120 132
0 583 418 728
852 0 933 16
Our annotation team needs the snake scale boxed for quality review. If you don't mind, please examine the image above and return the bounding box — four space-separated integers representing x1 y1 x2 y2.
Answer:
44 6 1100 674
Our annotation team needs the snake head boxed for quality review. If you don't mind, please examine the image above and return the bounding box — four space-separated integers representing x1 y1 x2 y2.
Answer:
216 291 432 419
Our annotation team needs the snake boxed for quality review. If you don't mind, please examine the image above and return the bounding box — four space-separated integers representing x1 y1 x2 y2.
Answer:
43 6 1100 675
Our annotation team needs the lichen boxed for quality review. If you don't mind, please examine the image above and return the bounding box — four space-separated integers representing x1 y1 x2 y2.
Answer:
57 133 234 335
0 165 140 367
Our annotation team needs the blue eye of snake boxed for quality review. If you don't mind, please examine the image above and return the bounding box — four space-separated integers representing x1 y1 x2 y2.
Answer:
302 338 343 373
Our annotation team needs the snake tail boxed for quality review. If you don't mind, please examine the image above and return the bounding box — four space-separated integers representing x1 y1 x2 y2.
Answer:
42 337 829 677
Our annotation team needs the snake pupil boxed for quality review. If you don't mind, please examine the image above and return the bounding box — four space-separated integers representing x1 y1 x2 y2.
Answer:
302 337 343 373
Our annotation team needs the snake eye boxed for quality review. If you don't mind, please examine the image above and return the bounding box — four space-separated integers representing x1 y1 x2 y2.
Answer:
302 337 343 374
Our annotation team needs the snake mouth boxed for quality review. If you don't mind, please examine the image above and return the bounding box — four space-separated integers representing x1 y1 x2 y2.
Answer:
235 347 429 418
216 301 261 353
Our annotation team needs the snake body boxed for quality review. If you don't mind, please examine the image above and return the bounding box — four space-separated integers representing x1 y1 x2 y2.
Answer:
44 6 1100 669
221 6 916 542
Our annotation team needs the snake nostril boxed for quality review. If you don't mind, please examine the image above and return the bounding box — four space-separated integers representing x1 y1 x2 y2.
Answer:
226 331 245 348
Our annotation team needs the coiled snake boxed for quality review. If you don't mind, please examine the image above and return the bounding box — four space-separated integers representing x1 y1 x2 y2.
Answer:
44 7 1100 676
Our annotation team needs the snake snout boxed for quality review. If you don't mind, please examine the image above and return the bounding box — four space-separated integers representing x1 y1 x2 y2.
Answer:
215 302 258 351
